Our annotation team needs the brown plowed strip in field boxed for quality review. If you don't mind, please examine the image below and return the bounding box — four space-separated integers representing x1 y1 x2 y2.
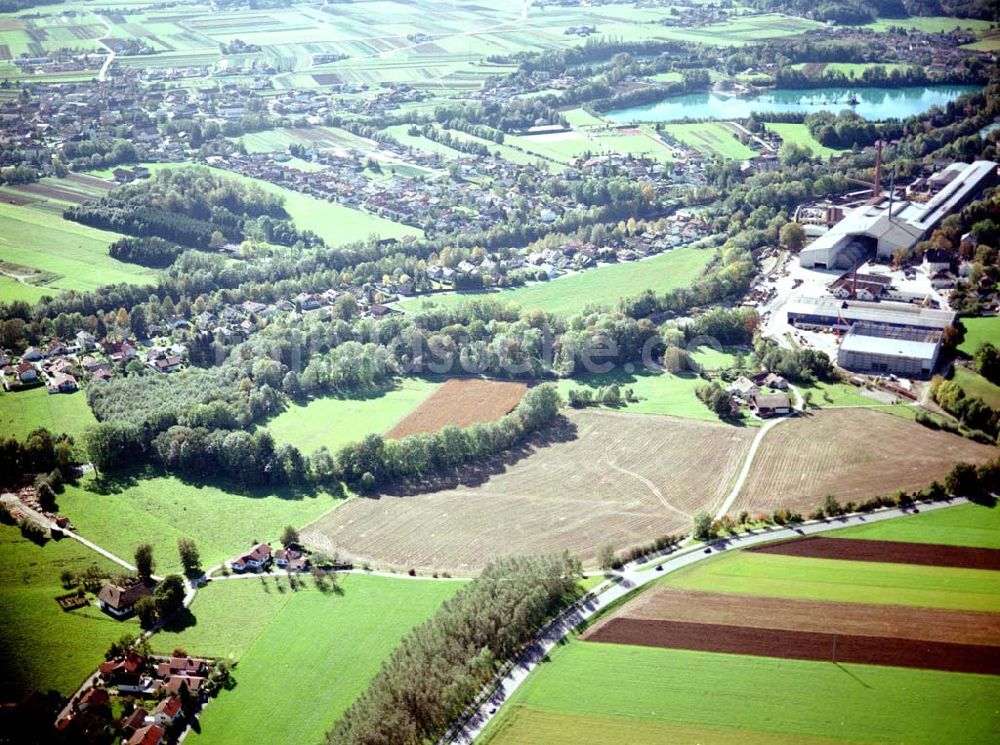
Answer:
585 587 1000 646
385 378 528 438
587 618 1000 674
747 536 1000 570
64 172 114 190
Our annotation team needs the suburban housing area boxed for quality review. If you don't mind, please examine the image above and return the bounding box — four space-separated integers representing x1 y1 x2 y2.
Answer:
0 0 999 744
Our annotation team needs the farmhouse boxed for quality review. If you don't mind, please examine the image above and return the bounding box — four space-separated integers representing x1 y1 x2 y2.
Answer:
837 323 942 378
97 579 153 619
786 296 955 333
727 376 758 400
230 543 272 572
799 160 997 269
749 392 791 418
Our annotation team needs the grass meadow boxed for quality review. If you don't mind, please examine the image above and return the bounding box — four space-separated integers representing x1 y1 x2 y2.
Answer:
958 316 1000 356
765 122 848 159
953 366 1000 409
266 378 441 453
662 122 757 160
399 246 714 317
555 368 718 422
56 470 339 574
661 551 999 612
831 502 1000 549
480 640 1000 745
0 387 96 443
0 524 140 700
172 575 462 744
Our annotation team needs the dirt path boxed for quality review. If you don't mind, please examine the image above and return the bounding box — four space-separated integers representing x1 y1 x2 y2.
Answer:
604 445 691 521
95 16 115 82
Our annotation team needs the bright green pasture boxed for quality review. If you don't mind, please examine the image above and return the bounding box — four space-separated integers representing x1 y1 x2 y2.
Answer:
831 502 1000 550
0 524 140 700
480 640 1000 745
862 15 993 33
765 122 848 158
56 470 338 574
958 316 1000 356
399 247 714 317
0 386 96 442
662 122 757 159
182 574 462 744
556 368 717 423
0 202 154 294
266 378 441 452
661 551 1000 612
0 274 50 304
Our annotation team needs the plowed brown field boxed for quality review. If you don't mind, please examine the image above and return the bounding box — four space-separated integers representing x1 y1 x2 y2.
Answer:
385 378 528 438
585 587 1000 646
304 410 754 572
586 618 1000 674
734 409 997 516
748 536 1000 570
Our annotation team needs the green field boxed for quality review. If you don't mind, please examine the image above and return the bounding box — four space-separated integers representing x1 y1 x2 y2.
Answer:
688 344 743 371
0 202 155 294
662 551 999 612
0 275 50 304
953 366 1000 409
0 386 97 443
480 640 1000 745
662 122 757 160
556 368 717 422
862 15 993 34
266 378 441 453
0 524 140 700
831 502 1000 549
400 247 714 317
765 122 848 159
958 316 1000 356
56 470 338 574
506 128 674 165
173 575 462 744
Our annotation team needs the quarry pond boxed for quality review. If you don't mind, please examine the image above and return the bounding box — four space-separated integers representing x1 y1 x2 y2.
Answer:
606 85 982 122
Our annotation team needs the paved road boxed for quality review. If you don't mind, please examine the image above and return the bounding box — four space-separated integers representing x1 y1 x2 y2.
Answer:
444 498 970 744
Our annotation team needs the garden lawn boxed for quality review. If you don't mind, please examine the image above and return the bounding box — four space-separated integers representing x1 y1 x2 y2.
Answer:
480 640 1000 745
266 378 441 453
400 247 714 317
0 523 140 700
661 551 999 612
56 470 338 574
958 317 1000 356
764 122 848 159
186 574 462 744
0 386 96 442
0 202 154 293
830 502 1000 550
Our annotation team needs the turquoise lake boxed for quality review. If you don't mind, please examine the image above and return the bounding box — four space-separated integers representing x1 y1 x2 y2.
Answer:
606 85 981 122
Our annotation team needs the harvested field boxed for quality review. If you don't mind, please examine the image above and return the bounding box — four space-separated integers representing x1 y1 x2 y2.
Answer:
748 536 1000 570
63 172 113 191
585 587 1000 646
304 410 754 572
9 182 91 204
0 193 36 206
734 409 997 516
384 378 528 438
585 618 1000 675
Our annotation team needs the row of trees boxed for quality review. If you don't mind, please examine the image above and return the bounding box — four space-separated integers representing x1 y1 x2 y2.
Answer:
931 375 999 439
328 553 582 744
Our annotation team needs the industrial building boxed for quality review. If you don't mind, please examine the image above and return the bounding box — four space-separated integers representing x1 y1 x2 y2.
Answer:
786 296 956 332
837 323 942 378
799 160 997 269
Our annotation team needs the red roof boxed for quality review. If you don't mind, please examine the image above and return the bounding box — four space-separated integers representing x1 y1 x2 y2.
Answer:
126 724 165 745
121 708 149 731
164 676 204 695
155 656 206 676
77 688 109 709
154 696 181 720
98 653 143 676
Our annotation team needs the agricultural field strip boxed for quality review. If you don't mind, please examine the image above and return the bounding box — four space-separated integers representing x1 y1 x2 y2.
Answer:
585 586 1000 646
384 378 528 439
747 535 1000 570
583 617 1000 675
448 498 974 744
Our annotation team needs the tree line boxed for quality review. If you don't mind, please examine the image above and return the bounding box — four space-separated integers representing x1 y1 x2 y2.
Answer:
327 553 582 745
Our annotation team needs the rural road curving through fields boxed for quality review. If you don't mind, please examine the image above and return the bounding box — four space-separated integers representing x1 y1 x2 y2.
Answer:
442 497 972 745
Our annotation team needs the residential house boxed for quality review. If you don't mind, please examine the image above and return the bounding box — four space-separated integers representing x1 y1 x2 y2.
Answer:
45 340 68 357
126 723 165 745
76 331 96 350
274 547 309 571
749 392 792 418
726 376 758 400
164 676 204 696
47 372 78 394
152 696 182 727
753 371 789 390
230 543 271 573
21 346 42 361
97 579 153 619
98 653 144 686
16 363 38 383
120 708 149 739
75 687 109 713
156 656 208 678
